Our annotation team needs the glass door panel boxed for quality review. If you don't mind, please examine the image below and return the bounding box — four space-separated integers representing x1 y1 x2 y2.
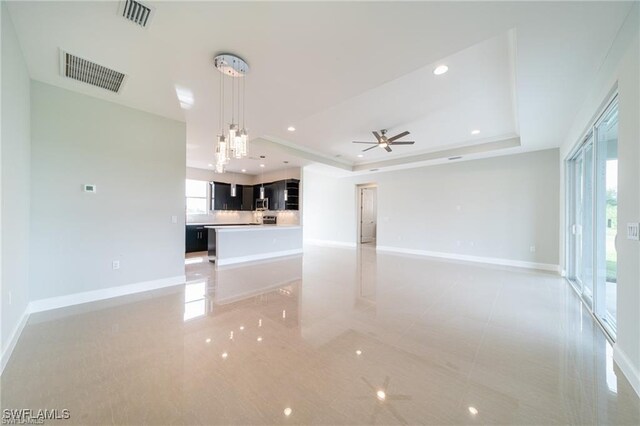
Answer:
570 153 584 292
595 102 618 332
581 140 594 308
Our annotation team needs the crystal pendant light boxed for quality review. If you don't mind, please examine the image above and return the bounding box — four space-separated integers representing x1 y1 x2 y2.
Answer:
213 54 250 172
283 178 288 202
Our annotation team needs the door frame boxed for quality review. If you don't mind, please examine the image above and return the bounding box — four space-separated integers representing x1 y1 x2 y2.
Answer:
356 183 378 246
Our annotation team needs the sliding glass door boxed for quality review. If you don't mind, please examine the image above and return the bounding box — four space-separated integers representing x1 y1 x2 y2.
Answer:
595 102 618 332
567 96 618 338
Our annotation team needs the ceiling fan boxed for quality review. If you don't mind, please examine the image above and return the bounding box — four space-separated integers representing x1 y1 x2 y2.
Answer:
352 129 415 152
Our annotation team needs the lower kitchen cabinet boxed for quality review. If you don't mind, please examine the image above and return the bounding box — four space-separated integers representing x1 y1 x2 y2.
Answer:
186 225 207 253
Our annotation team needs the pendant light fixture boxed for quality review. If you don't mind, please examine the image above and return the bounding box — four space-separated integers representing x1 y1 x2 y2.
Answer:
260 166 265 200
284 178 288 202
213 53 249 172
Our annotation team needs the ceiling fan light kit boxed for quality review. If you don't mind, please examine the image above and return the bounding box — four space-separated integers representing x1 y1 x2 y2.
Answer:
352 129 415 153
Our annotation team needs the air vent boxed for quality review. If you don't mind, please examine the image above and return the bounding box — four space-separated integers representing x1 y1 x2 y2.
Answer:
448 156 463 160
61 51 126 93
119 0 153 28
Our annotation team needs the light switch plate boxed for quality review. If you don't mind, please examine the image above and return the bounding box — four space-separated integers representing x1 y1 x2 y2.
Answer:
83 184 96 193
627 223 639 240
171 215 178 224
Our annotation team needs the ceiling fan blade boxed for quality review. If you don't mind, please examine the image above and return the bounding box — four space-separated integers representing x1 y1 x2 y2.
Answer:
385 146 392 152
388 131 410 142
390 141 415 145
372 131 382 142
352 141 377 144
362 145 378 152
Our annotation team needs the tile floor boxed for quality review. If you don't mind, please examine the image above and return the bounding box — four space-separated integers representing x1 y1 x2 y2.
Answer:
1 245 639 424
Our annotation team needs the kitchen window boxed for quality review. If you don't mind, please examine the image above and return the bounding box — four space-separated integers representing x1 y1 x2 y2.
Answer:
185 179 209 215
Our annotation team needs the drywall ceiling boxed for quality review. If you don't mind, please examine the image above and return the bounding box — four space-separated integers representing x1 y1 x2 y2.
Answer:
6 1 634 174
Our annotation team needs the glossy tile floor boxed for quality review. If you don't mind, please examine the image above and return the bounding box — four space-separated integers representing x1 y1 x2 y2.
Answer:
2 245 639 425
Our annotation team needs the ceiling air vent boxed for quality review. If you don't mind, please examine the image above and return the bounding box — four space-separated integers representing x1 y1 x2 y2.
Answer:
61 51 127 93
119 0 153 28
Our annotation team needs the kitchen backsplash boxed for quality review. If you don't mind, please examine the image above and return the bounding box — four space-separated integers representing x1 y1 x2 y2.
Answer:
186 210 299 225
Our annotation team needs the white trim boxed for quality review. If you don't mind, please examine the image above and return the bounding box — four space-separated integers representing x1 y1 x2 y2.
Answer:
28 275 186 313
0 307 30 375
217 249 303 266
613 344 640 398
304 239 357 249
376 246 560 273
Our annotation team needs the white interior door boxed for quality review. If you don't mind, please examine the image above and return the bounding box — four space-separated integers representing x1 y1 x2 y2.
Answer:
360 187 377 244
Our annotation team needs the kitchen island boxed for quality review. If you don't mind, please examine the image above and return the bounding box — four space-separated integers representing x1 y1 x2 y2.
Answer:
205 225 302 266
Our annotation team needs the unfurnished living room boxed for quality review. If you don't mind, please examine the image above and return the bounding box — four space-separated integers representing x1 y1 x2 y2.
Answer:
1 1 639 425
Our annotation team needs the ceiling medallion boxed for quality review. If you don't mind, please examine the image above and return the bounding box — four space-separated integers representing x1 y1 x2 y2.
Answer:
213 53 249 173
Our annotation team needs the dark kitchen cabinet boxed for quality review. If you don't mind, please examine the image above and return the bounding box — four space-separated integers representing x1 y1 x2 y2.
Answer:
186 225 207 253
213 182 230 210
270 180 286 211
241 185 254 211
213 182 252 211
285 179 300 211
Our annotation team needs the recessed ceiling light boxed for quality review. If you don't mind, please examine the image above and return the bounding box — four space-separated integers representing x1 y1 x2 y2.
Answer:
376 390 386 401
221 352 228 359
287 126 296 132
205 338 211 344
471 129 480 135
260 164 265 168
208 163 213 167
283 408 292 417
356 350 362 355
357 154 363 158
257 336 263 342
433 65 449 75
468 407 478 415
241 169 246 173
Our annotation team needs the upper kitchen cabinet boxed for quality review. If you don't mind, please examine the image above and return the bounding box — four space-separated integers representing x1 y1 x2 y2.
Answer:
270 180 286 211
212 179 299 211
285 179 300 211
212 182 253 211
261 179 300 211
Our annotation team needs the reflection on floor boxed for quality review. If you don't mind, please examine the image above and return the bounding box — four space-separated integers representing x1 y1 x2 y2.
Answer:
2 245 639 424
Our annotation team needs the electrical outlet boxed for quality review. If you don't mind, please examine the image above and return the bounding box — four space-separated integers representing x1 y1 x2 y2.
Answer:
530 245 536 253
627 223 640 240
112 260 120 270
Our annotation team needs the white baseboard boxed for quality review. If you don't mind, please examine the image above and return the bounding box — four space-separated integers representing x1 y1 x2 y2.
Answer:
28 275 186 313
217 249 303 266
304 239 357 249
0 307 30 375
614 344 640 398
376 246 560 273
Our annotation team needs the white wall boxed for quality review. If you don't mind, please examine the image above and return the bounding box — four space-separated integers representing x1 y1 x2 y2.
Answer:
29 82 186 301
304 148 560 267
559 4 639 395
1 2 31 367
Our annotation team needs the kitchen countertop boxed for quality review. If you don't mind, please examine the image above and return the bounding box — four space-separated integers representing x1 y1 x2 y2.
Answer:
205 225 301 232
186 222 261 226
